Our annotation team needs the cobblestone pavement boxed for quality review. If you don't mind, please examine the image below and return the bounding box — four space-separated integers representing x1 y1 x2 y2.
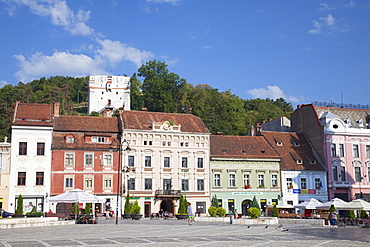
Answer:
0 218 369 246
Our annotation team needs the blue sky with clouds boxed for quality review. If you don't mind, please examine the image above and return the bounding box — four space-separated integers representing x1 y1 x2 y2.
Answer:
1 0 369 107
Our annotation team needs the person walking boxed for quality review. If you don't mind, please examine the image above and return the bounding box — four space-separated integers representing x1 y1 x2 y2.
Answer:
330 210 338 228
187 202 194 226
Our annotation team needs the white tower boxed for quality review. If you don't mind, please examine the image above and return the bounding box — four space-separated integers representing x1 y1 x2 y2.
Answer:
88 75 130 114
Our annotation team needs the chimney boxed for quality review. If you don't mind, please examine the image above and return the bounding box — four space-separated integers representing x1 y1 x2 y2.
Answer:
53 102 60 117
142 108 147 111
217 132 223 135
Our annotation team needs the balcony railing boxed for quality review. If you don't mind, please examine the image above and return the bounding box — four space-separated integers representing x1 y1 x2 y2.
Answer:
155 190 181 197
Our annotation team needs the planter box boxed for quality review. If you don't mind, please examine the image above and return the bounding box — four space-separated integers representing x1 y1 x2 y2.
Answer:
175 214 188 220
130 215 142 220
121 214 131 220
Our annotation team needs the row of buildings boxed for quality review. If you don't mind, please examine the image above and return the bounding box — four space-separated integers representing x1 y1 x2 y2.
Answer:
0 75 369 217
1 102 369 217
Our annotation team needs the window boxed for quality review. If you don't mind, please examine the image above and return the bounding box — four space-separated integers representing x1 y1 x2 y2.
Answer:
36 172 44 186
368 167 370 182
18 172 26 186
197 158 204 168
182 157 188 168
197 179 204 191
300 178 307 189
65 153 74 166
128 156 135 167
65 177 73 188
244 174 250 186
214 174 221 187
315 178 321 189
145 178 152 190
128 178 135 190
37 142 45 156
355 167 361 182
271 174 278 187
66 136 74 143
353 144 359 157
145 156 151 167
258 174 264 187
85 177 93 188
229 174 236 187
331 143 337 157
367 145 370 158
182 179 189 191
333 166 338 181
19 142 27 155
339 144 345 157
164 157 170 168
340 166 346 181
103 154 112 166
163 179 171 190
286 178 293 189
92 136 106 143
85 154 93 166
104 177 112 188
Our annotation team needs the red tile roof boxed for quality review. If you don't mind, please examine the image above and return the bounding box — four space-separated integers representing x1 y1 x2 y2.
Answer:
54 116 119 133
12 102 53 126
260 131 325 171
210 135 280 159
120 110 210 133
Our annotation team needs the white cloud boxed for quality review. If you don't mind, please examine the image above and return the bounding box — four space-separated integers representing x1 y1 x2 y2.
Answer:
308 14 349 34
10 0 94 36
96 39 154 67
0 80 8 87
247 85 299 103
13 51 106 83
202 45 213 50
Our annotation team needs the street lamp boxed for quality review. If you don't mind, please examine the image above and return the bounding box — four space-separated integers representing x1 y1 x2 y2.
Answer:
359 175 367 199
110 139 131 224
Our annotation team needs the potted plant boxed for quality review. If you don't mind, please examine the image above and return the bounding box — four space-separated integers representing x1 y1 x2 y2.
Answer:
175 194 188 220
272 204 278 217
244 184 251 189
122 193 132 219
258 184 265 188
14 194 25 217
130 200 142 220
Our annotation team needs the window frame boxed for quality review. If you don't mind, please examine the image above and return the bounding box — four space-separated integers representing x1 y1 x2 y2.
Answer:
18 172 26 186
182 157 188 168
163 157 170 168
145 178 152 190
144 156 152 167
36 172 44 186
65 153 75 166
128 155 135 167
84 153 94 166
229 174 236 187
197 157 204 168
197 179 205 191
37 142 45 156
214 174 221 187
19 142 27 156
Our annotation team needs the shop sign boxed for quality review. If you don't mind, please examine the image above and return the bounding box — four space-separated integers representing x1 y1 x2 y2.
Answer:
232 192 263 195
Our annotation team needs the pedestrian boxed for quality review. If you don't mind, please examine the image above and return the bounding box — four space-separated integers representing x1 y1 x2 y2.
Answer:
234 209 239 219
330 210 338 227
187 202 194 226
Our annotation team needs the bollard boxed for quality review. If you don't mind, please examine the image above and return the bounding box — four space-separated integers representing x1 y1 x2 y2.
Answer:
230 214 233 224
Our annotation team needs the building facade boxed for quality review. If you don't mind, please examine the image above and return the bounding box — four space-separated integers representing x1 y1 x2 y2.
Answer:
210 135 281 216
260 131 328 206
88 75 130 115
291 104 370 202
8 102 55 213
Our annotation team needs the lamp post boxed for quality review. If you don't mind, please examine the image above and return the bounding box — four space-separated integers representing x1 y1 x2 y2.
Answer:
110 139 131 225
359 175 367 199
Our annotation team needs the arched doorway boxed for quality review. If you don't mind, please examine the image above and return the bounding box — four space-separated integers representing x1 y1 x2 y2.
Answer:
160 199 174 214
241 199 252 216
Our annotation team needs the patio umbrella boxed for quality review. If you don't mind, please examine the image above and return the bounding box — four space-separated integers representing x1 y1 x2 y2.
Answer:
47 189 105 203
336 199 370 211
294 198 323 209
316 198 348 210
47 189 105 221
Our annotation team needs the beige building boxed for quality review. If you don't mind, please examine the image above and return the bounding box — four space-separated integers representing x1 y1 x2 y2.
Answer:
0 137 11 212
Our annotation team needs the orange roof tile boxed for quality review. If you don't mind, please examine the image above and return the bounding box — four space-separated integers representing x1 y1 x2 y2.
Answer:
54 116 119 133
13 102 53 126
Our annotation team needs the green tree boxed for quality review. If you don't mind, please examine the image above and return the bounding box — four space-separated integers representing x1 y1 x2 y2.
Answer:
208 206 218 217
124 193 131 215
272 204 278 217
248 207 260 219
211 195 219 208
138 60 187 113
348 210 356 220
85 203 92 215
250 196 260 211
15 195 23 215
177 194 188 214
131 200 141 215
130 73 144 111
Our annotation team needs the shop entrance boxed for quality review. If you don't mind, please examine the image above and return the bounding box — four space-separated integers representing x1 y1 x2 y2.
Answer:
241 199 252 216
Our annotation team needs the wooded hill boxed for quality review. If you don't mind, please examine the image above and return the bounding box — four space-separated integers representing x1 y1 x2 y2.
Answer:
0 60 293 140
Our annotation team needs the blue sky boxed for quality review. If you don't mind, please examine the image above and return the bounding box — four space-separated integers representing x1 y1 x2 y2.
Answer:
1 0 369 107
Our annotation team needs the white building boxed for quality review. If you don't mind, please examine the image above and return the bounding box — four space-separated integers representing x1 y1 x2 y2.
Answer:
88 75 130 115
8 102 56 213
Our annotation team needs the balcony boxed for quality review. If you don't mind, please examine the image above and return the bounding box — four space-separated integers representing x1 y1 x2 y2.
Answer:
154 190 181 199
333 181 351 188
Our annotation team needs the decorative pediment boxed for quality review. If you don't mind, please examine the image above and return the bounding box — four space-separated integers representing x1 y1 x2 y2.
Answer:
152 121 181 132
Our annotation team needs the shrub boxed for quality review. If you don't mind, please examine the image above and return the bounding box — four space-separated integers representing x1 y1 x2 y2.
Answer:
124 193 132 214
177 194 188 215
272 205 278 217
361 210 368 219
248 207 261 219
85 203 92 215
217 207 226 217
348 210 356 220
208 206 218 217
131 200 141 215
211 195 218 208
15 195 23 215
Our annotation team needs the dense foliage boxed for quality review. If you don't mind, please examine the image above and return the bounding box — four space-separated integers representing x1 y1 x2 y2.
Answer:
15 194 23 215
131 200 141 215
124 193 131 215
177 194 188 215
248 207 261 219
0 61 293 141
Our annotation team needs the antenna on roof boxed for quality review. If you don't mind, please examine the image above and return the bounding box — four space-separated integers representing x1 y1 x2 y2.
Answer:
341 92 343 108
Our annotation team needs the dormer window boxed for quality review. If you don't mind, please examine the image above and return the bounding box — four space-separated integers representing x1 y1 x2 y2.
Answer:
357 119 364 127
92 136 106 143
297 160 303 164
310 160 316 164
277 141 282 146
66 135 74 143
294 142 300 147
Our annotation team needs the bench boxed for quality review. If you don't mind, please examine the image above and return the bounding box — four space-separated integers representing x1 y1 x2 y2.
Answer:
96 213 105 218
45 213 68 220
